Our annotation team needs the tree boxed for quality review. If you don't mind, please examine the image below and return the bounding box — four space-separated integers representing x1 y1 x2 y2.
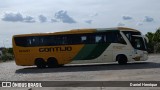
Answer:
153 28 160 53
145 27 160 53
0 48 14 62
145 32 155 53
153 28 160 42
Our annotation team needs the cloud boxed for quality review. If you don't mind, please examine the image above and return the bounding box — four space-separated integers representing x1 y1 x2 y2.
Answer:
117 22 125 26
51 19 58 23
94 13 98 17
23 16 35 23
38 15 47 23
2 12 36 23
2 11 77 24
144 16 154 22
136 22 143 26
122 15 133 20
2 12 24 22
85 20 92 24
54 10 76 24
89 13 98 17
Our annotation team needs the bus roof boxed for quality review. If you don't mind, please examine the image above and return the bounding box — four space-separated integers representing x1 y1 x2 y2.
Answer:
96 27 139 32
13 27 140 37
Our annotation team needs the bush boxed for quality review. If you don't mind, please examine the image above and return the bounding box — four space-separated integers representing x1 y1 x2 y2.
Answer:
0 54 14 62
0 48 14 62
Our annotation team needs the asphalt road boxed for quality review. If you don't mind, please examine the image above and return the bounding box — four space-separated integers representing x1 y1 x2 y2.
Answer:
0 54 160 90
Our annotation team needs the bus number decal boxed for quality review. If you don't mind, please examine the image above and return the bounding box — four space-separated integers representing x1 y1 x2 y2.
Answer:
19 50 30 52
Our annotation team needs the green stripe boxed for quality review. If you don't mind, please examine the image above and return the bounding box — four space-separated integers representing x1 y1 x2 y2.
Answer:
73 43 110 60
73 44 97 60
84 43 110 60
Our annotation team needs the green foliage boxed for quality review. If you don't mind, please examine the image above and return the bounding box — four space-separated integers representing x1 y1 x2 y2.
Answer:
145 32 155 53
146 32 154 43
7 48 14 55
145 28 160 53
153 28 160 42
0 48 14 62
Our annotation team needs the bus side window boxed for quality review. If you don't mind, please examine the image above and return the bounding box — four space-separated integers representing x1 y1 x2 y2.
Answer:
105 31 126 44
56 36 62 45
62 36 67 44
14 37 28 47
67 36 73 44
81 34 95 44
48 36 55 45
69 35 81 44
90 35 95 44
116 32 126 44
27 37 39 47
81 36 87 43
106 32 113 43
95 35 105 43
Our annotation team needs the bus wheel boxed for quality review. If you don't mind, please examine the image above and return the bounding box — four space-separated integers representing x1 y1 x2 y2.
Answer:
116 55 128 65
35 58 46 68
47 57 58 68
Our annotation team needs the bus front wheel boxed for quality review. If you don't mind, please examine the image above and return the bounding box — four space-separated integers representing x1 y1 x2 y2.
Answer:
47 57 59 68
35 58 46 68
116 55 128 65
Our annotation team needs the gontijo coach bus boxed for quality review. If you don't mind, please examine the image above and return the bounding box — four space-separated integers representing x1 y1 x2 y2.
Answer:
12 27 148 68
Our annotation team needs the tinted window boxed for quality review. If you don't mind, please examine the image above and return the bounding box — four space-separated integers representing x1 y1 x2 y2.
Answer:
95 35 105 43
14 36 39 47
122 31 141 41
131 36 146 50
106 31 126 44
14 31 126 47
14 37 28 47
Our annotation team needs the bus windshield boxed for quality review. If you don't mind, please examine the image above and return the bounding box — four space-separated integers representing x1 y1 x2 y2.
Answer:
122 31 147 51
131 36 147 51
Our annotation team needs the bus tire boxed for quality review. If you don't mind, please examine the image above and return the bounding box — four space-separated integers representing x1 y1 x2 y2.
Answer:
47 57 58 68
116 55 128 65
35 58 46 68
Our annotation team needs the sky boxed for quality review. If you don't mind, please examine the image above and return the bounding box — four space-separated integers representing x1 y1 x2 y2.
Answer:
0 0 160 47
